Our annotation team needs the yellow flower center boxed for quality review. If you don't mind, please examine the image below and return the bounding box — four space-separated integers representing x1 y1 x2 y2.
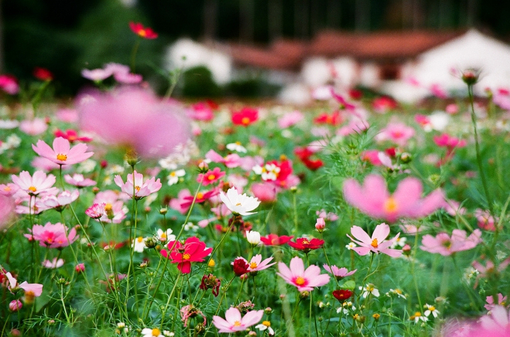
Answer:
3 186 10 192
139 30 147 38
384 197 398 213
137 237 143 243
395 289 402 294
208 175 216 181
235 202 242 206
250 262 258 269
295 276 305 285
104 203 113 211
241 117 250 125
151 328 161 336
414 312 421 317
233 321 242 327
170 172 176 177
371 238 379 248
135 186 141 192
56 153 67 161
302 240 309 245
262 321 271 327
197 192 204 199
428 306 435 311
183 253 191 260
161 233 167 239
28 186 37 193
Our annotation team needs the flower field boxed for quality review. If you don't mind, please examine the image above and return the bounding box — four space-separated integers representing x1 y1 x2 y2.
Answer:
2 30 510 337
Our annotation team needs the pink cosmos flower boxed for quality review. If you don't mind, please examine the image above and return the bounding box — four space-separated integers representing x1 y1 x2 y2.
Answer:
169 189 192 214
347 223 402 257
0 183 19 197
433 133 467 149
235 255 276 274
343 175 444 223
277 256 330 292
91 191 127 223
212 307 264 333
25 222 78 248
205 150 242 168
19 118 48 135
375 122 415 147
160 237 212 274
114 170 162 200
12 171 56 196
472 258 510 279
187 102 215 121
278 110 304 128
32 137 93 166
64 174 96 188
337 118 369 136
480 305 510 334
485 294 508 311
197 167 225 186
42 258 65 269
0 74 19 94
420 229 482 256
41 190 80 211
251 182 278 203
0 194 15 229
475 209 496 231
77 87 191 159
81 68 113 81
322 265 357 280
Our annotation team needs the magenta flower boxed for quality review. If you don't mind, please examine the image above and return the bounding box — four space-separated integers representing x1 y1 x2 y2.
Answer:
277 256 330 292
32 137 93 166
480 305 510 334
420 229 482 256
212 307 264 333
323 265 357 280
12 171 56 196
114 170 162 200
343 174 444 223
347 223 402 257
25 222 78 248
160 237 213 274
197 167 225 186
235 254 276 273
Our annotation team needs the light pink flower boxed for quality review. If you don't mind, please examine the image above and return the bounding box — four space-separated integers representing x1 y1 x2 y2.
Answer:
19 282 43 297
55 108 79 123
347 223 402 257
169 189 192 214
278 110 304 128
64 174 96 187
337 119 369 136
212 307 264 333
41 190 79 211
322 265 356 279
343 174 444 223
205 150 242 168
472 258 510 278
420 229 482 256
277 256 330 292
114 170 162 200
12 171 56 196
251 182 278 203
42 258 65 269
480 305 510 333
32 137 93 166
19 118 48 136
485 294 508 311
81 68 113 81
239 254 276 273
77 87 191 159
0 194 15 229
25 222 78 248
375 122 415 147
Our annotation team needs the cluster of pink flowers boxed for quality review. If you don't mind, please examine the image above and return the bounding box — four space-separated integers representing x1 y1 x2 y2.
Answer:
25 222 78 248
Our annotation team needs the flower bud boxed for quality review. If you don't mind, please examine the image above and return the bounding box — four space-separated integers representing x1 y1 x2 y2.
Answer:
246 230 261 246
315 218 326 233
75 263 85 273
9 300 22 312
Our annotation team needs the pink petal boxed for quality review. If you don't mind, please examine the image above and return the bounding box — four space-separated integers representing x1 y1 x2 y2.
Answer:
225 307 242 325
289 256 304 277
372 223 390 242
53 137 71 154
349 226 372 245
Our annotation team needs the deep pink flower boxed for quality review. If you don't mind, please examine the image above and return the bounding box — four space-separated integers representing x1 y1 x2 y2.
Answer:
343 174 444 223
0 74 19 94
277 256 330 292
205 150 242 168
32 137 93 166
420 229 482 256
347 223 402 257
323 265 357 280
235 254 275 273
129 22 158 39
160 237 212 274
278 110 304 128
433 134 467 148
77 87 191 159
288 237 324 252
114 170 162 200
232 107 258 126
187 102 215 121
260 234 293 246
54 129 92 143
212 307 264 333
25 222 78 249
197 167 225 186
11 171 56 196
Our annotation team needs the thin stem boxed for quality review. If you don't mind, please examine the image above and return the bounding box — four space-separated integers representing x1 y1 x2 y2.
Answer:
160 273 182 329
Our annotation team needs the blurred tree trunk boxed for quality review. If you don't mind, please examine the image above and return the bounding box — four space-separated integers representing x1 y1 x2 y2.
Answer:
203 0 218 42
268 0 282 41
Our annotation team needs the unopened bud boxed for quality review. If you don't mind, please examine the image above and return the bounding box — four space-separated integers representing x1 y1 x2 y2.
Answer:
9 300 22 312
315 218 326 233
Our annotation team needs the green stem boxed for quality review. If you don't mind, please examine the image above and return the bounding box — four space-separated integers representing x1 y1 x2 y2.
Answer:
160 273 182 330
130 39 141 73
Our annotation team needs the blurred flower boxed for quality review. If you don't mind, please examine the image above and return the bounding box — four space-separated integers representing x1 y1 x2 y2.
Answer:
64 174 96 188
251 183 277 203
420 229 482 256
0 194 15 229
260 234 293 246
167 169 185 186
375 122 415 147
343 175 444 223
156 229 176 243
485 294 507 311
32 137 93 166
19 118 47 135
77 87 191 159
129 22 158 39
372 96 397 113
278 110 304 128
347 223 402 257
323 265 356 280
226 142 247 153
0 74 19 94
33 67 53 81
160 237 212 274
141 328 163 337
212 307 263 333
360 284 380 298
277 256 330 292
54 129 92 143
132 237 146 253
114 170 162 200
197 167 225 186
42 258 64 269
424 303 440 318
220 187 260 216
232 107 258 126
9 299 22 312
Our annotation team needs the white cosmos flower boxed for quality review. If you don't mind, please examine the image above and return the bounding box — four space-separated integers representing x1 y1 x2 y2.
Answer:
132 237 146 253
226 142 247 153
246 230 261 245
167 169 185 186
220 187 260 216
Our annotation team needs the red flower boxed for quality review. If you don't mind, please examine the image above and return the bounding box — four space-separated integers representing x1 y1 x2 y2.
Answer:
129 22 158 39
54 129 92 143
332 289 353 302
232 257 249 276
314 111 342 126
288 238 325 252
260 234 294 246
295 147 323 171
161 237 212 274
33 67 53 81
231 107 258 126
199 274 221 297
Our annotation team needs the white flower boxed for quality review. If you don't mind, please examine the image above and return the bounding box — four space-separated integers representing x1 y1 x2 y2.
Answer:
386 288 406 299
78 159 97 173
255 321 275 336
0 120 19 129
142 328 163 337
184 222 198 231
336 301 356 314
252 164 280 181
163 331 174 337
246 230 261 246
219 187 260 216
360 284 380 298
391 236 407 249
424 304 440 318
411 312 428 323
226 141 247 153
167 169 185 186
132 237 146 253
346 242 357 250
156 229 176 243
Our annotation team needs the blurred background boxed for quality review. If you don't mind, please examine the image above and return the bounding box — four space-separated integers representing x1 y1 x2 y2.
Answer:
2 0 510 98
